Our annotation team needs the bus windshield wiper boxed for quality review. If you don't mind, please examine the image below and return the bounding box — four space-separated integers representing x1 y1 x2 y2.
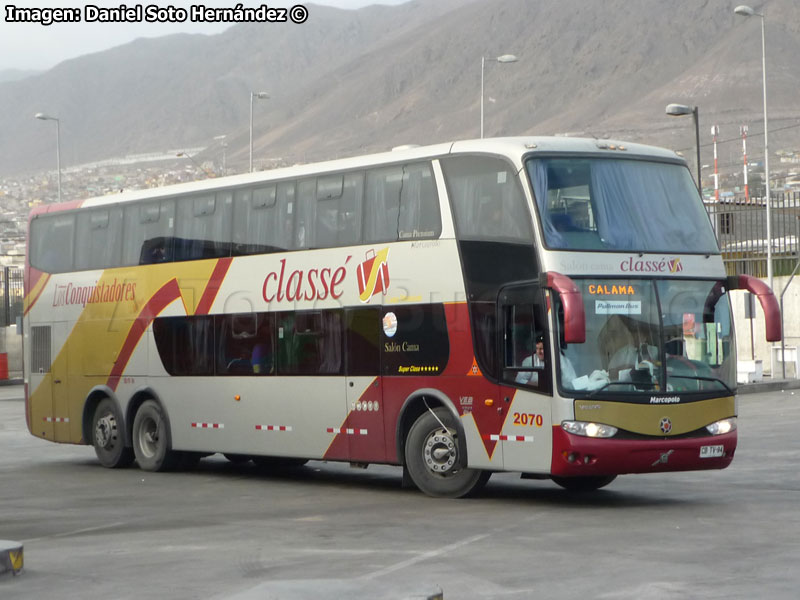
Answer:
586 381 640 398
668 374 734 395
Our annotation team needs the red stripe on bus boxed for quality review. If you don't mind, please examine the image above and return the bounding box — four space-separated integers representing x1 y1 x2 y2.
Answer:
106 278 182 392
195 257 232 315
23 273 50 316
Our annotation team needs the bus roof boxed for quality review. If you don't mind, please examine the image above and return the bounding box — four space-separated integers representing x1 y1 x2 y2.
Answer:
37 136 685 214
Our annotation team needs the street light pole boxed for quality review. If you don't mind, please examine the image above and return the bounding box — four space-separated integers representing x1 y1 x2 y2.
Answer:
249 91 270 172
735 4 772 290
665 103 702 192
480 54 518 138
34 112 61 202
177 151 214 178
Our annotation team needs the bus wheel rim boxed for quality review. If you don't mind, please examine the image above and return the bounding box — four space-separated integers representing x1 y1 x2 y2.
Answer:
138 416 159 459
94 414 117 449
423 428 457 475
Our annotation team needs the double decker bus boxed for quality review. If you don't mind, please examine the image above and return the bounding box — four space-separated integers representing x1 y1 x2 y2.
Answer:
24 137 780 497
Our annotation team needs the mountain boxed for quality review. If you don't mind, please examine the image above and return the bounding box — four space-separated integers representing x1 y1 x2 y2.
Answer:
0 69 41 83
2 0 799 179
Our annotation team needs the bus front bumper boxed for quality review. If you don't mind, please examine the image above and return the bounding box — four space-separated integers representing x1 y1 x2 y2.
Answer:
550 426 737 477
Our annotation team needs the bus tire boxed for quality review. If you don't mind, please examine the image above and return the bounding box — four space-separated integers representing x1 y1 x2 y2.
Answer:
132 400 180 472
91 398 134 469
551 475 617 492
404 407 489 498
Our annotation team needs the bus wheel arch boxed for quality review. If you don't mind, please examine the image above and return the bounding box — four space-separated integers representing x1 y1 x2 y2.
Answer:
84 390 134 469
398 391 488 498
396 390 463 466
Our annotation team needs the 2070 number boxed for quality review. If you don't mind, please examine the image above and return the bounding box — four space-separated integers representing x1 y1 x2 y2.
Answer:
513 412 543 427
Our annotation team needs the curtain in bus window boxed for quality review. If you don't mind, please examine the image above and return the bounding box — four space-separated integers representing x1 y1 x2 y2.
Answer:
123 199 175 265
316 172 364 248
529 159 565 248
153 315 215 376
442 155 531 242
398 163 441 240
364 162 441 243
75 207 123 270
276 310 343 375
294 179 317 249
174 192 232 261
365 166 403 243
232 184 287 255
215 313 275 376
30 214 75 273
589 160 715 252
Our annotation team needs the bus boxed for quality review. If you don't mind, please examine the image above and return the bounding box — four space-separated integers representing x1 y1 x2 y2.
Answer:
24 137 781 498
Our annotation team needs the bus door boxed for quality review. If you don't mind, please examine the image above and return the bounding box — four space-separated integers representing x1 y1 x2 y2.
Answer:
50 321 73 442
28 321 71 442
344 307 385 463
498 282 554 473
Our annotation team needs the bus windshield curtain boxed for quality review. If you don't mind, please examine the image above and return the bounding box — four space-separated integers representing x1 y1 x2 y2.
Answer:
529 160 564 248
589 160 710 252
531 159 717 253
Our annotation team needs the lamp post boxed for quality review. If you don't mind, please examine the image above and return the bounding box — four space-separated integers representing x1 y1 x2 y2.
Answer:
249 91 270 172
34 112 61 202
177 151 214 178
214 134 228 175
665 103 701 193
480 54 518 138
735 4 772 290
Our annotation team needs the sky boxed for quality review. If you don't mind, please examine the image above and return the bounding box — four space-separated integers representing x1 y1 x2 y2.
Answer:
0 0 409 72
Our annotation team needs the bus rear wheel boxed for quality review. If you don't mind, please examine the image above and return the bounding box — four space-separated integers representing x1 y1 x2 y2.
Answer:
551 475 617 492
91 398 134 468
404 407 489 498
132 400 180 472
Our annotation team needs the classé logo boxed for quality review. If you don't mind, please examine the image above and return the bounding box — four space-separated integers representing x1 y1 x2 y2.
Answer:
620 256 683 273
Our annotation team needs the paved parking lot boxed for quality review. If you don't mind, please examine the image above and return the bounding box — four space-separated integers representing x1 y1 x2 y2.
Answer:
2 384 800 599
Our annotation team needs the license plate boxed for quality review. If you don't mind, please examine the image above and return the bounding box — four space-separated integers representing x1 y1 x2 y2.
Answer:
700 445 725 458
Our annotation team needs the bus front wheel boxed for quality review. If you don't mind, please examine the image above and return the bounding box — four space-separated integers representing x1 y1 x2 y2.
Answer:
91 398 134 468
404 407 489 498
132 400 180 472
551 475 617 492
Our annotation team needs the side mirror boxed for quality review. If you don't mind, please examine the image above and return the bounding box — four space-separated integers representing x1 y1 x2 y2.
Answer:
727 274 781 342
542 271 585 344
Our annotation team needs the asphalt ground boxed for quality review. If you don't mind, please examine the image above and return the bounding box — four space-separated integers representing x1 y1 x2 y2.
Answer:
1 384 799 599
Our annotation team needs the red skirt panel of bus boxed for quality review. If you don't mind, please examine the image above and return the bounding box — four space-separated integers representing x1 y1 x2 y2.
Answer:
550 426 736 477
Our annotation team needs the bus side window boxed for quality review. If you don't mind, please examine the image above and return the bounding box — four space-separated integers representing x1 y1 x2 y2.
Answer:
30 214 75 273
294 179 317 249
364 161 441 243
75 208 123 271
124 199 175 266
316 172 364 248
501 288 551 393
232 184 281 255
174 192 232 261
346 308 380 376
215 313 275 376
153 315 215 376
276 311 344 376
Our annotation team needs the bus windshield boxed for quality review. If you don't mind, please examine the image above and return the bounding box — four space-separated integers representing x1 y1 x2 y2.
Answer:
554 278 735 396
527 157 719 253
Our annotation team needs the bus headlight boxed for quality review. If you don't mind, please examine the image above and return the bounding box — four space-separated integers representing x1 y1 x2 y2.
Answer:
562 421 618 438
706 417 737 436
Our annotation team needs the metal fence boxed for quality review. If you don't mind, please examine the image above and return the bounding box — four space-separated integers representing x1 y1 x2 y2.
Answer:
706 191 800 277
0 267 23 327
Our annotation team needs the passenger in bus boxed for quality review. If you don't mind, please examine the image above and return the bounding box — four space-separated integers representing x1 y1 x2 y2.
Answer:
251 343 273 374
516 336 545 385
